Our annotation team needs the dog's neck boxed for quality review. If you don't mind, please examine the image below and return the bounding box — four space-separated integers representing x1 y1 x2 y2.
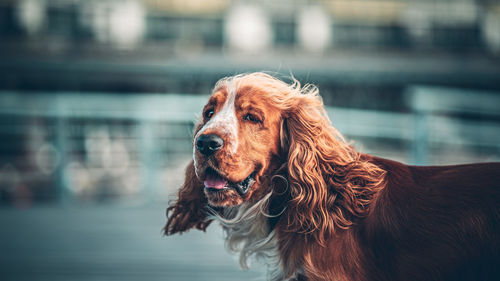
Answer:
210 191 301 281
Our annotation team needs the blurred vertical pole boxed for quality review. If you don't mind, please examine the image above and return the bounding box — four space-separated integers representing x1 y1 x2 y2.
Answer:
139 120 158 204
408 87 429 166
55 114 70 204
412 110 429 165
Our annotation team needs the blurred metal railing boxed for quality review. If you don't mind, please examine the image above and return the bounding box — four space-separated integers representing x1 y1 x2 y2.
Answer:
0 92 207 204
0 88 499 204
406 86 500 165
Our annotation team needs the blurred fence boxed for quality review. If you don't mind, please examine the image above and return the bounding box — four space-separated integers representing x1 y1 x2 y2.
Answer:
328 86 500 165
0 92 206 205
1 86 499 205
407 86 500 165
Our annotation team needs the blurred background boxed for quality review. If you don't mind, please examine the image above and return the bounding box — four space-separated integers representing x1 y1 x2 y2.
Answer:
0 0 499 280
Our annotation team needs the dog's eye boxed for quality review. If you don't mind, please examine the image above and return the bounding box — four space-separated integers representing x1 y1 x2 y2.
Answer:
243 113 261 123
204 109 214 119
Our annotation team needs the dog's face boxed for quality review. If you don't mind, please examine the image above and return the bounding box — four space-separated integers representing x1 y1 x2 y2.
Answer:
193 79 283 207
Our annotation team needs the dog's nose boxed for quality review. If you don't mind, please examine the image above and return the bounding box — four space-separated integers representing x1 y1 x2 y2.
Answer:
196 134 224 156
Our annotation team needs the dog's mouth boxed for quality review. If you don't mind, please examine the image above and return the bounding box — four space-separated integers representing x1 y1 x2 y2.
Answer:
203 167 256 196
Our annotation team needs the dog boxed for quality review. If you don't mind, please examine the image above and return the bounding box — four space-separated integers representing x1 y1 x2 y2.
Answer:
164 72 500 281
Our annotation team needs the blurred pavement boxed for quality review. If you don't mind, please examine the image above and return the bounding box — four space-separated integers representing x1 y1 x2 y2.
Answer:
0 204 266 281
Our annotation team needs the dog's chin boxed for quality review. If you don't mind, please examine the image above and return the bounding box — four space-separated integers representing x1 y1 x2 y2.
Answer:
202 167 256 207
204 188 246 207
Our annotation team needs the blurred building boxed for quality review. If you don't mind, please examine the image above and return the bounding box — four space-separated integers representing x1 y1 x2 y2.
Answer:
0 0 499 206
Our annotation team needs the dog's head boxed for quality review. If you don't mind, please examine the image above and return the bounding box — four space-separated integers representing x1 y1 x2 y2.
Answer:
165 73 385 240
192 74 289 207
165 72 328 234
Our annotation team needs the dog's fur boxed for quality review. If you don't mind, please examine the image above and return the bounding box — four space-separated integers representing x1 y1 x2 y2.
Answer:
164 73 500 281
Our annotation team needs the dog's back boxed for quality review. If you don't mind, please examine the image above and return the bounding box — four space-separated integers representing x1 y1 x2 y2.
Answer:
362 157 500 281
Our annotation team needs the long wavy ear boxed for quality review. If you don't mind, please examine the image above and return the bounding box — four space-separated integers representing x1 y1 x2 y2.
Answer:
164 160 212 235
283 87 385 244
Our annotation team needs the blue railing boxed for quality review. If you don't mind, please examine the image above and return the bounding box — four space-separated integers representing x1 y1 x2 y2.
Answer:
0 87 499 204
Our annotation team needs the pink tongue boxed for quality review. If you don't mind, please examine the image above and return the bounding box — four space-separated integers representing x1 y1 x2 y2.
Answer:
204 173 228 189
